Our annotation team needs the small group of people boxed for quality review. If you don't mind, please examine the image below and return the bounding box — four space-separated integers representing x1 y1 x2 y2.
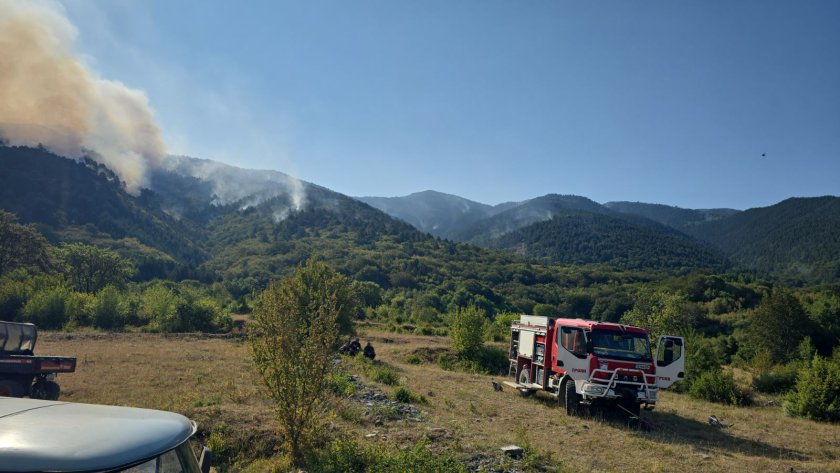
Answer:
339 337 376 360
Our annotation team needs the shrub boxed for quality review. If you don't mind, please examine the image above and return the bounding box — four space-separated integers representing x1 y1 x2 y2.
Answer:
141 285 180 332
65 291 94 327
0 278 30 321
436 346 508 375
22 286 67 329
674 334 727 392
328 370 358 397
406 354 422 365
250 259 352 467
392 386 426 404
783 356 840 422
752 364 799 394
475 346 510 375
176 296 218 332
450 305 486 359
92 285 123 330
372 365 399 386
689 370 751 406
486 312 519 342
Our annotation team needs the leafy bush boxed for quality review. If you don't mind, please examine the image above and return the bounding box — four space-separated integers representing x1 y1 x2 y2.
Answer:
436 346 508 375
783 355 840 422
486 312 519 342
689 370 751 406
92 285 123 329
0 278 30 321
406 354 422 365
450 305 486 359
371 365 399 386
673 334 727 392
176 296 218 332
22 286 67 329
752 364 799 394
64 291 94 327
328 370 358 397
141 285 180 332
392 386 426 404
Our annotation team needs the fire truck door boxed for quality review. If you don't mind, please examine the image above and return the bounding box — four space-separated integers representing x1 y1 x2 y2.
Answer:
555 326 590 382
655 336 685 388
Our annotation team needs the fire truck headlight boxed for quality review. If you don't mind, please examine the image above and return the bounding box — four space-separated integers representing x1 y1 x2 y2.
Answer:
599 362 608 371
585 384 605 395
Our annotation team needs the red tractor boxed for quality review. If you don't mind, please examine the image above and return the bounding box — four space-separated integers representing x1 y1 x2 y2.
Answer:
506 315 684 416
0 321 76 400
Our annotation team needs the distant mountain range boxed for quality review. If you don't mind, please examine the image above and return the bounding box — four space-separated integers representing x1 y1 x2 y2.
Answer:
2 145 839 284
359 189 840 281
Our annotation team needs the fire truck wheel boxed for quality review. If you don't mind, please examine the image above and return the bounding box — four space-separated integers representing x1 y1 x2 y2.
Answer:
619 400 640 418
43 381 60 400
565 381 580 416
518 367 530 385
0 379 25 398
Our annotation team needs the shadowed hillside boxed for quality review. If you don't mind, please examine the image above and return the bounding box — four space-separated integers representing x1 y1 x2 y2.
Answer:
685 196 840 282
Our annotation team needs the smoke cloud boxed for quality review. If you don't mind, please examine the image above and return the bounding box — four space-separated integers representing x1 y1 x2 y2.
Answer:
0 0 165 193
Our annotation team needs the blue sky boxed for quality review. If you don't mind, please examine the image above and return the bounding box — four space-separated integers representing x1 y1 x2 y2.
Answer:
59 0 839 209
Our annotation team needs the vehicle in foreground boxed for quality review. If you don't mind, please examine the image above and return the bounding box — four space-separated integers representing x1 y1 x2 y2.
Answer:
0 397 211 473
507 315 685 416
0 321 76 399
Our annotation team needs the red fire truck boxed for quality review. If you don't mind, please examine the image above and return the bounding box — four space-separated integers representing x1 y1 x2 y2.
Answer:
506 315 684 416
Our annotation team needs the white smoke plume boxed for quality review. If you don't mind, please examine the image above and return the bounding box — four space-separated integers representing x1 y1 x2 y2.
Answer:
0 0 165 193
161 155 307 213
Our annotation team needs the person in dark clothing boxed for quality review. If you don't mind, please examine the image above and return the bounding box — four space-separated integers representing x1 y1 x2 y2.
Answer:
348 338 362 357
363 341 376 360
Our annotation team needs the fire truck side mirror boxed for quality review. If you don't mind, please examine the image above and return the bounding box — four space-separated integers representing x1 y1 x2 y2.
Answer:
585 338 593 354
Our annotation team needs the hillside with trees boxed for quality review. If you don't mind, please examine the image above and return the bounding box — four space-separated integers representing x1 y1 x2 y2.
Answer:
486 210 728 271
358 190 513 240
605 201 740 229
452 194 611 243
685 196 840 282
0 146 206 280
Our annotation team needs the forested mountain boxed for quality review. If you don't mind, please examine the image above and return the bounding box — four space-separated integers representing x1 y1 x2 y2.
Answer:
0 146 204 278
357 190 504 239
453 194 611 243
605 201 740 230
150 155 307 224
486 210 728 271
0 146 656 319
359 192 732 272
5 145 839 292
685 197 840 282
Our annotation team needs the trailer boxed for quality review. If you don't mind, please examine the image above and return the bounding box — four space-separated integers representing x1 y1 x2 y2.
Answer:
506 315 684 416
0 321 76 400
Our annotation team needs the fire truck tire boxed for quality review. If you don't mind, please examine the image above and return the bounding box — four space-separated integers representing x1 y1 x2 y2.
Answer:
0 379 25 398
43 381 60 400
518 367 530 385
619 400 640 418
565 381 580 416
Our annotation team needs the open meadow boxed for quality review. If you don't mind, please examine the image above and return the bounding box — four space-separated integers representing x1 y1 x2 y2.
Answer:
40 330 840 473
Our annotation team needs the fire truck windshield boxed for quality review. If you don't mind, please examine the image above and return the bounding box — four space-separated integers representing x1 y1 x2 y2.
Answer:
590 330 652 361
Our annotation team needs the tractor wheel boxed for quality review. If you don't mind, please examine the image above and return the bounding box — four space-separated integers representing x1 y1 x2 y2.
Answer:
518 366 530 385
565 380 580 416
0 379 25 398
43 381 61 401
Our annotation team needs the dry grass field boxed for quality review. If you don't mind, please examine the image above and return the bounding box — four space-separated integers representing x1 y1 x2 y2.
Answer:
39 330 840 473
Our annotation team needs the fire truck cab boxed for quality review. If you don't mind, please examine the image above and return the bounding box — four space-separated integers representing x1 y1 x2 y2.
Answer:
508 315 684 416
